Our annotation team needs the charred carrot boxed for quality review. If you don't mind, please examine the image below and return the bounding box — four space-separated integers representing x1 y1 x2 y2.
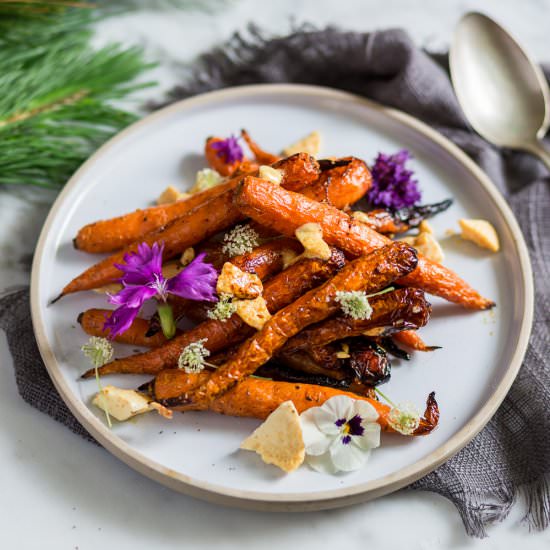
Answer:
78 309 173 347
280 288 431 354
151 370 439 435
81 251 345 379
74 153 318 254
355 199 453 235
59 155 320 298
174 243 418 409
74 180 236 254
231 238 302 279
235 177 494 310
394 330 440 351
300 157 372 207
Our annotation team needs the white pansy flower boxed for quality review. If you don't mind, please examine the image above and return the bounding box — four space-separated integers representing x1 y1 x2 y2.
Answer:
300 395 381 474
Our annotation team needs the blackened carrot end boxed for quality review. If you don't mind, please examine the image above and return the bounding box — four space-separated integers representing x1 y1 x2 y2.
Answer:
413 392 439 435
50 292 64 305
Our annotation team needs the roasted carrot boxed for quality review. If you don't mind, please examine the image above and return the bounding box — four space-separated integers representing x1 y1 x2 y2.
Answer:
355 199 453 235
280 288 431 354
81 251 345 378
74 181 235 254
241 129 280 165
231 238 302 278
59 155 320 298
165 237 305 326
353 209 411 234
300 157 372 207
258 356 380 396
173 243 418 409
205 136 245 176
235 177 494 310
78 309 173 347
394 330 440 351
74 153 318 254
150 370 439 435
60 189 241 298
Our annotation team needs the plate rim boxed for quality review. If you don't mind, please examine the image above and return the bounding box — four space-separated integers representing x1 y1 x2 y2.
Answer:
30 83 534 510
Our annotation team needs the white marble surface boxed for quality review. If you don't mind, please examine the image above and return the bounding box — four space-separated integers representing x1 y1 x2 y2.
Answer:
1 1 549 548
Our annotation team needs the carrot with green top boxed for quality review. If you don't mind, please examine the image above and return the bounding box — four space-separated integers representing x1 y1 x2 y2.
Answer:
78 309 174 348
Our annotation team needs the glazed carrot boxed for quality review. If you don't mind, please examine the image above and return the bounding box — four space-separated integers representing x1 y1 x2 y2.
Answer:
300 157 372 207
394 330 439 351
205 136 245 176
241 129 280 165
355 200 453 235
59 155 320 298
74 154 317 254
174 243 418 409
151 370 439 435
60 189 241 298
235 177 495 310
353 209 410 234
74 181 235 254
231 238 302 278
280 288 431 354
81 251 345 379
78 309 173 347
170 238 304 325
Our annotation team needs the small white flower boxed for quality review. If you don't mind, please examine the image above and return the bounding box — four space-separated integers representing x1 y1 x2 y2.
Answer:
387 402 421 435
300 395 380 474
207 293 237 321
178 338 210 373
81 336 114 428
81 337 113 368
335 290 373 320
222 224 260 257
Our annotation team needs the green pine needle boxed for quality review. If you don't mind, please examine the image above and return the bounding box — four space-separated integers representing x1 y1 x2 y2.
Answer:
0 0 236 188
0 5 154 188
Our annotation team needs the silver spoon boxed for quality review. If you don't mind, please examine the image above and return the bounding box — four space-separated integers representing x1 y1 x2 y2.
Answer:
450 11 550 170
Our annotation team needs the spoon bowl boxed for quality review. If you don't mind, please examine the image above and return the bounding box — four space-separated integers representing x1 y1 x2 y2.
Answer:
450 12 550 168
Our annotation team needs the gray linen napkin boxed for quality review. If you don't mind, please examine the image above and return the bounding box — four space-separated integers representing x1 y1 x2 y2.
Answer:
1 27 548 538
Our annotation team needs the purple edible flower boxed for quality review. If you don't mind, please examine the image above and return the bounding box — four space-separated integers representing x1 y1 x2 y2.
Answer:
211 135 244 164
335 414 365 445
103 242 217 339
367 150 421 209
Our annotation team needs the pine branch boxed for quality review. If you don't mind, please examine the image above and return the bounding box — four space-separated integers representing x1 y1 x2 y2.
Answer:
0 5 153 188
99 0 232 12
0 0 236 188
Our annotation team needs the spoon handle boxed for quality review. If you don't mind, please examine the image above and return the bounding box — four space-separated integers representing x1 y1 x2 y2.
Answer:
525 141 550 171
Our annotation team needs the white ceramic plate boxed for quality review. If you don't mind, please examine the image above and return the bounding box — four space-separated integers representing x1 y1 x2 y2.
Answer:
31 84 533 510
